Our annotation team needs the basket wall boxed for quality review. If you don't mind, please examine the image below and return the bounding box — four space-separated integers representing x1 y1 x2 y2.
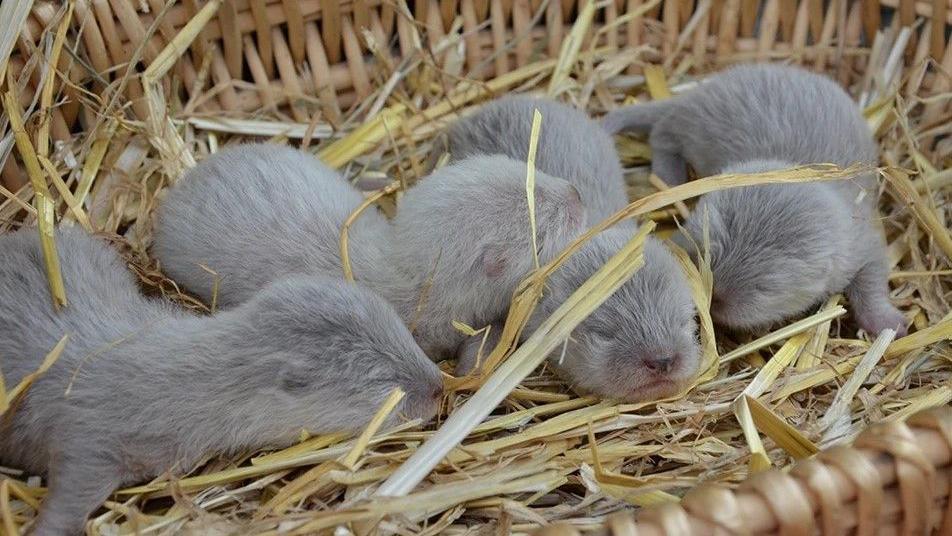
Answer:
7 0 952 168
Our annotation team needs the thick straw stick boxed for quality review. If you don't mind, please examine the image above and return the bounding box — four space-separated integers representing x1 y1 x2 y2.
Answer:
73 119 116 209
2 89 67 310
733 395 771 472
598 164 875 232
745 395 819 459
375 222 654 497
341 388 405 469
525 109 543 269
720 306 847 363
36 1 73 157
184 117 334 139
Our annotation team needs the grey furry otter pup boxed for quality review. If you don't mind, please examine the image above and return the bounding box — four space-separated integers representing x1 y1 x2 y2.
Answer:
436 95 631 225
602 64 906 335
458 230 701 401
0 227 443 535
434 97 700 399
600 64 877 186
153 145 587 360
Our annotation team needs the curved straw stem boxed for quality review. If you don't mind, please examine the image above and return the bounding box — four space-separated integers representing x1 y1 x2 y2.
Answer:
340 180 403 282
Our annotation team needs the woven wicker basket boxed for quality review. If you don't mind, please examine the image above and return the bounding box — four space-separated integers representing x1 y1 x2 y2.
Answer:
2 1 951 535
536 406 951 535
7 0 951 158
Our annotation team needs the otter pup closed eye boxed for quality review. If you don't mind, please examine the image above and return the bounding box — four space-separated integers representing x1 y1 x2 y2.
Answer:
0 227 442 535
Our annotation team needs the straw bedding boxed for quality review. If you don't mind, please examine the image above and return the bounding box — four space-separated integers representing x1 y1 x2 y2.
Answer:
0 1 950 534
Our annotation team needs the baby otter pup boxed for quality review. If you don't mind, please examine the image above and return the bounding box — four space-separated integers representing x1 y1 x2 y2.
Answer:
602 63 906 335
458 230 701 402
435 95 631 225
153 145 586 360
0 227 443 535
433 97 699 400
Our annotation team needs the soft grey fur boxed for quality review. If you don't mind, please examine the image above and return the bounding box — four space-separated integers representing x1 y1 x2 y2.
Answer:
153 145 587 360
380 154 586 359
438 95 632 225
602 63 905 334
600 63 877 186
0 227 443 535
153 144 389 309
437 97 699 399
458 231 701 401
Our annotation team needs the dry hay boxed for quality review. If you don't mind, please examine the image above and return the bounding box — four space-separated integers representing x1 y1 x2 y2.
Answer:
0 2 950 535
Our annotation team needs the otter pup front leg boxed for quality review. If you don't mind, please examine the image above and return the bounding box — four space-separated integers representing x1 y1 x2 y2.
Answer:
31 451 121 536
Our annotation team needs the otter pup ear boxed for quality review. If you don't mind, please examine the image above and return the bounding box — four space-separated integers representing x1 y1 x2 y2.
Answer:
276 355 321 394
478 245 509 278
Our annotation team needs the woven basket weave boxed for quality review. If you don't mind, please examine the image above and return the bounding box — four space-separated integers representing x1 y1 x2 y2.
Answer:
9 0 952 148
4 1 951 534
536 406 951 535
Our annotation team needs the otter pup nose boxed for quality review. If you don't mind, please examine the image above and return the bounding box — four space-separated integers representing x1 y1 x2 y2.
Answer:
642 352 681 375
567 184 582 206
399 373 445 424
